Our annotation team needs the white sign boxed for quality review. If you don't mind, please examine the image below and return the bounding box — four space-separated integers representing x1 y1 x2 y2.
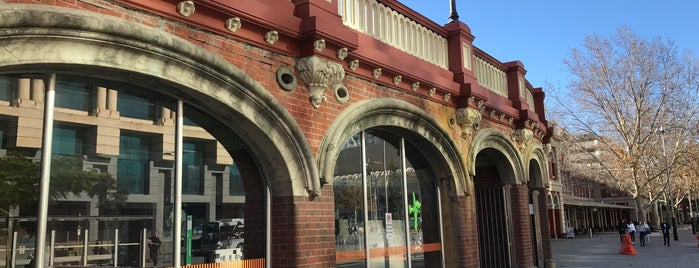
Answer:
385 213 393 239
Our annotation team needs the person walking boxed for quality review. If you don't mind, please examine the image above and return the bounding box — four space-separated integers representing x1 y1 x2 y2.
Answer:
148 230 162 267
627 220 636 243
637 220 649 246
617 219 628 242
661 220 671 246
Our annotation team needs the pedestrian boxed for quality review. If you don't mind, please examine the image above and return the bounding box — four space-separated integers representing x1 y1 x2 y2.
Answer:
148 230 161 267
637 220 649 246
617 219 628 242
661 220 671 246
627 220 636 243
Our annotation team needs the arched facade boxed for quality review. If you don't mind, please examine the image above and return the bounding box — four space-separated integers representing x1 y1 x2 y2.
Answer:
0 1 555 268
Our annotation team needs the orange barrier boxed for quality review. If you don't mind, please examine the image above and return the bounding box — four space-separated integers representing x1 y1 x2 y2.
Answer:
337 243 441 262
619 234 636 255
165 258 265 268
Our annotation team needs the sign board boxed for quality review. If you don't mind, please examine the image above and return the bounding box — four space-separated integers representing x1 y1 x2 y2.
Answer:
385 213 393 239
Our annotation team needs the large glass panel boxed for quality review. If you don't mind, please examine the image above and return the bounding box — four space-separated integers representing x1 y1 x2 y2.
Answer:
334 129 443 267
183 140 204 195
404 140 443 267
229 164 244 196
365 131 407 268
0 75 12 101
1 72 266 268
117 92 157 120
334 133 366 267
52 126 85 156
55 76 92 111
117 133 150 194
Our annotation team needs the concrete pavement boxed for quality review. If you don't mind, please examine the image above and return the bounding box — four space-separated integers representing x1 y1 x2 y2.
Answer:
551 224 699 268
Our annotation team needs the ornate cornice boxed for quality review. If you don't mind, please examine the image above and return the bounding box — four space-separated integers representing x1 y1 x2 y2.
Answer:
295 56 346 108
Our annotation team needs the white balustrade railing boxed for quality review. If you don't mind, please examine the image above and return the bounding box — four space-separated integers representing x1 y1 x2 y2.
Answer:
338 0 448 69
473 56 508 98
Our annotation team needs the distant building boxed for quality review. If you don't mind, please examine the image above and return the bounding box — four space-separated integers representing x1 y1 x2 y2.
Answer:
548 126 635 237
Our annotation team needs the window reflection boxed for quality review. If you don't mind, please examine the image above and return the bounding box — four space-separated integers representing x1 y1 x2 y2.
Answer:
0 73 265 267
334 130 443 267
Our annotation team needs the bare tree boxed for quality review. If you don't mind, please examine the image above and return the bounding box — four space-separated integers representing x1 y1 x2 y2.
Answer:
553 26 699 223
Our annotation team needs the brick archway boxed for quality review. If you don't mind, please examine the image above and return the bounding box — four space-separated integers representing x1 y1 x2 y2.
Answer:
0 4 319 198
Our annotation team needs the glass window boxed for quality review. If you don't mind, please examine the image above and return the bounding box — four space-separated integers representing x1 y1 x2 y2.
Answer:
334 129 443 267
52 125 85 156
118 92 157 120
229 163 244 196
118 133 151 194
183 140 204 195
55 77 92 111
0 73 267 267
0 75 12 101
334 133 365 267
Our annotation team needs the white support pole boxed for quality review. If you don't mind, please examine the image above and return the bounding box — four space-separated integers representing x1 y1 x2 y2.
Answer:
49 230 55 266
82 229 89 266
141 228 147 267
11 231 17 268
35 73 57 267
113 229 119 267
173 100 184 268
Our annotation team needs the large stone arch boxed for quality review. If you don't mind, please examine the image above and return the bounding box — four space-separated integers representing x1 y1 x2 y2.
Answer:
318 98 469 195
0 4 319 197
524 144 550 189
469 128 524 185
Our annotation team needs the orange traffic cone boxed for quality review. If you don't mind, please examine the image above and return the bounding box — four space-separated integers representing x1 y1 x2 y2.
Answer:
620 234 637 255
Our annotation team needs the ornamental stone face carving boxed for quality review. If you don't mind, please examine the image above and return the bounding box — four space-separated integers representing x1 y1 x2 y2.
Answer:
177 1 195 17
512 128 533 150
349 59 359 70
295 56 346 108
225 17 242 32
411 82 419 91
393 75 402 85
443 93 451 102
314 39 326 52
428 88 436 96
456 107 481 138
265 31 279 45
372 68 382 78
336 47 348 60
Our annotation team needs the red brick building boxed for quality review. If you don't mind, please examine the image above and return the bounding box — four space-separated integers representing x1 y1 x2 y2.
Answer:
0 0 555 267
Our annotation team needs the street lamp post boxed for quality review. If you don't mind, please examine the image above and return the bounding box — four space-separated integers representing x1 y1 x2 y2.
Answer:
659 126 679 241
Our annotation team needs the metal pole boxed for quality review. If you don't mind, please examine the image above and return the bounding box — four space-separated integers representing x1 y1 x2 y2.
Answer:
35 73 57 267
174 100 184 267
361 131 370 268
113 229 119 267
11 231 17 268
448 0 459 23
82 229 89 266
141 228 147 267
400 139 411 267
49 230 55 266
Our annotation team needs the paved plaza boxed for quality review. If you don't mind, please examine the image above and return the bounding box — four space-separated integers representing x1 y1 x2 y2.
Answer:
551 224 699 267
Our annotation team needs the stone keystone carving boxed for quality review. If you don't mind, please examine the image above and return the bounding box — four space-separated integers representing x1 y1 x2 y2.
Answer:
456 107 481 138
295 56 346 108
512 128 533 151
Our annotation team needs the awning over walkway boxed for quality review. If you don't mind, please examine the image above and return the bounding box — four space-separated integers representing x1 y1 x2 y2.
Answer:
563 197 635 210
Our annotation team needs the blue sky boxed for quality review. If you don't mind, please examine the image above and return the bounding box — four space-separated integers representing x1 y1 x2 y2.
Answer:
398 0 699 94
